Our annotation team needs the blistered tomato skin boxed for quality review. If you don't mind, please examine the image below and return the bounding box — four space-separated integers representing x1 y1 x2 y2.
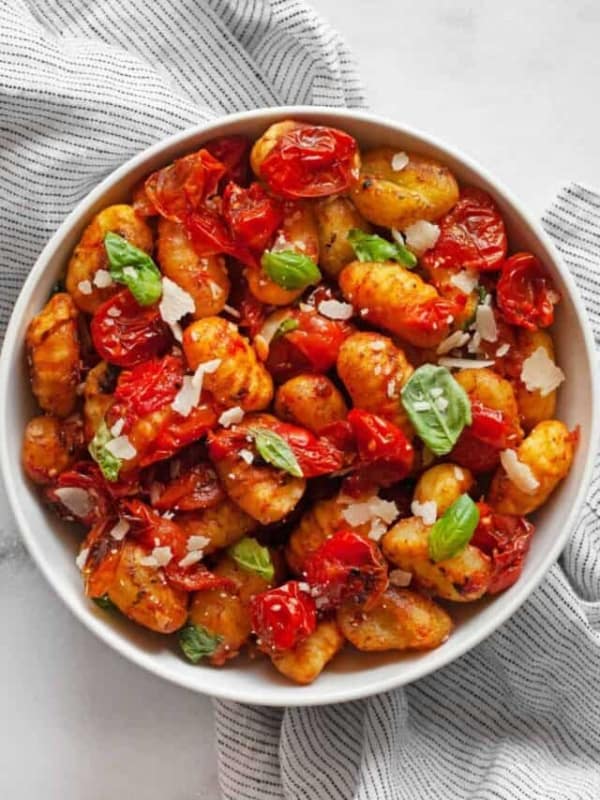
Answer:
497 252 557 330
250 581 317 652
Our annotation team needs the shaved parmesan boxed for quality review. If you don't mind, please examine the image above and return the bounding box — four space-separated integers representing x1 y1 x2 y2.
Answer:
389 568 412 587
387 378 397 398
468 331 482 354
413 400 431 411
168 321 183 342
197 358 222 376
187 535 210 552
223 304 241 318
436 396 449 411
411 499 438 525
219 406 244 428
318 299 354 320
109 518 130 541
496 343 511 357
450 268 479 295
436 330 470 355
521 347 565 397
500 449 540 494
178 550 204 568
391 228 405 247
403 220 440 254
110 418 125 437
139 555 159 567
54 487 92 518
171 376 199 417
475 305 498 342
93 269 113 288
368 519 388 541
159 276 195 325
239 448 254 464
341 494 399 530
105 435 136 460
75 547 89 571
152 546 173 567
391 151 409 171
107 306 122 318
438 357 495 370
77 279 92 295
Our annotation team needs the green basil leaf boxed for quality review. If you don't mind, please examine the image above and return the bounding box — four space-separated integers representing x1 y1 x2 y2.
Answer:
347 228 417 268
428 494 479 562
88 419 122 482
178 623 223 663
93 594 117 612
273 317 299 340
228 537 274 582
104 232 162 306
261 250 321 290
248 426 303 478
400 364 472 456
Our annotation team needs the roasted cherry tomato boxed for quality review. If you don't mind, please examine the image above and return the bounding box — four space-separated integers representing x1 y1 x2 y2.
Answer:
259 124 359 199
496 252 558 330
267 419 345 478
185 208 257 267
45 461 114 526
450 401 519 474
144 148 226 222
347 409 414 486
139 403 218 467
204 135 250 186
122 499 233 593
222 181 283 253
80 517 123 598
225 271 268 337
250 581 317 651
450 430 499 474
471 502 535 594
304 529 388 611
151 462 224 511
91 290 172 368
423 187 507 273
401 296 461 338
111 355 184 430
266 307 352 382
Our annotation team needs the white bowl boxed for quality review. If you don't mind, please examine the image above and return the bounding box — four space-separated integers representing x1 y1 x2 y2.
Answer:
1 107 597 706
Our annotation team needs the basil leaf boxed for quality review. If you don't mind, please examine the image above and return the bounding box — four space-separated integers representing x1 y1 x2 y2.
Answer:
261 250 321 290
104 232 162 306
178 623 223 663
428 494 479 562
273 317 299 340
93 594 117 612
88 420 122 482
401 365 472 456
249 426 303 478
347 228 417 268
228 537 274 582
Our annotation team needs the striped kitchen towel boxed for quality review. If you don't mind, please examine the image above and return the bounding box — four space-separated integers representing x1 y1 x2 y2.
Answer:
215 185 600 799
2 2 600 799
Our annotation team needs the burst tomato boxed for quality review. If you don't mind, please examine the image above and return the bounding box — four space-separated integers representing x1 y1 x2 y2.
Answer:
347 409 414 486
91 290 172 368
471 503 535 593
111 355 184 430
222 181 283 252
402 296 460 337
46 462 114 526
450 401 519 473
258 124 358 198
144 148 226 222
185 208 257 267
204 135 250 186
496 252 558 330
139 403 218 467
304 529 388 611
250 581 317 651
268 418 345 478
423 187 507 273
151 462 224 511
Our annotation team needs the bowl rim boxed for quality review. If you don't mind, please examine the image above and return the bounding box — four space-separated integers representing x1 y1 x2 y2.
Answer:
1 105 598 706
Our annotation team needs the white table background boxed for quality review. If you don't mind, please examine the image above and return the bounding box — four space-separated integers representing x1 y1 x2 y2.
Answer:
2 1 599 797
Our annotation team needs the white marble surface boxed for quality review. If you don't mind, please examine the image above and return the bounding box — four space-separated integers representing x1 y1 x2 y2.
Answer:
2 2 600 798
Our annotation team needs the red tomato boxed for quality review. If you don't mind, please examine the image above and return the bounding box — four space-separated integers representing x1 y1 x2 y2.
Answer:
259 124 358 198
222 181 283 252
139 403 218 467
225 271 268 337
268 419 345 478
111 355 184 430
185 208 257 268
45 462 114 526
91 290 172 368
151 462 224 511
402 296 460 337
250 581 317 651
450 429 502 474
303 529 388 611
122 499 233 593
450 401 519 473
347 409 414 486
266 307 352 382
423 187 507 273
496 252 558 330
471 503 535 593
204 135 250 186
144 148 226 222
80 517 123 598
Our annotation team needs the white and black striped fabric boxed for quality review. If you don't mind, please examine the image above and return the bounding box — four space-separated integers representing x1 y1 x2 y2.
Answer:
2 2 600 798
215 186 600 799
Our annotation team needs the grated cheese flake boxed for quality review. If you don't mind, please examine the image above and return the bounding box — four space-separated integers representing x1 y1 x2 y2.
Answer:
341 494 399 529
219 406 244 428
54 487 92 518
76 547 90 571
187 535 210 552
109 518 130 541
496 343 511 357
171 376 200 418
159 276 195 324
500 449 540 494
521 347 565 397
450 268 479 295
436 396 449 411
387 378 397 399
475 304 498 342
318 299 354 320
152 546 173 567
391 151 409 171
239 448 254 464
178 550 204 568
389 568 413 587
105 435 136 460
413 400 431 411
107 306 122 318
139 555 159 567
223 304 241 318
391 228 405 247
77 279 93 295
403 220 440 255
110 418 125 437
436 330 470 355
411 499 438 525
93 269 113 288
